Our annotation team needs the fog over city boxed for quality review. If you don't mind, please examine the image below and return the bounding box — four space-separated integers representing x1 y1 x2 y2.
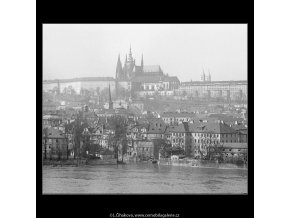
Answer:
43 24 247 82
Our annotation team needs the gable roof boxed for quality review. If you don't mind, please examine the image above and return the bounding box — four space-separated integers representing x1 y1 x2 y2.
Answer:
43 128 65 139
161 111 196 118
188 122 237 134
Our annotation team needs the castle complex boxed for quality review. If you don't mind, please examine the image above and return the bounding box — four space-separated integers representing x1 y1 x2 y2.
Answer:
43 46 247 102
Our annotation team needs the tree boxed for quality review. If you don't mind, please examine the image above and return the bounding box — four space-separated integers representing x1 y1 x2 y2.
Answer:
121 138 128 162
56 139 61 160
70 111 87 160
81 129 91 158
107 116 128 163
158 139 172 158
43 128 48 160
185 140 192 157
64 123 71 160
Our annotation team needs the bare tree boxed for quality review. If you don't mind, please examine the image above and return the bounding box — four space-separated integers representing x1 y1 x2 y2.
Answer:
43 128 48 160
107 116 128 163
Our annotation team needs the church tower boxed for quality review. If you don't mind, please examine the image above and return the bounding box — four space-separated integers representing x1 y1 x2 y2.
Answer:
116 54 123 80
123 46 135 79
141 54 144 68
108 83 113 109
201 68 206 82
208 70 211 82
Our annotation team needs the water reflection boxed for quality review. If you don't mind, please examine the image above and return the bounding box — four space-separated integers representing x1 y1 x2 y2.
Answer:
43 163 247 194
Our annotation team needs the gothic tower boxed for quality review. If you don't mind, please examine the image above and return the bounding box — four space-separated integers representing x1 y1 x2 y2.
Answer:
208 70 211 82
116 54 123 80
201 68 206 81
115 54 122 97
123 46 135 79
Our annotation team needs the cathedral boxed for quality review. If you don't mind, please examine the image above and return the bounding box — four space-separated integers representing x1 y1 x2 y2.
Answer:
115 46 164 81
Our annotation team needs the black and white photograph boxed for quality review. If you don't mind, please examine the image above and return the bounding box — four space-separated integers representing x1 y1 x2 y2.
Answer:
42 24 248 194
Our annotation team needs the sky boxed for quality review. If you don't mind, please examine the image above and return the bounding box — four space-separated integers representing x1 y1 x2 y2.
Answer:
43 24 247 82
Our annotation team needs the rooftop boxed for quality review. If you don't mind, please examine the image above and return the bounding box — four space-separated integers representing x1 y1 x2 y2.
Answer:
188 122 237 134
43 128 65 139
142 65 162 73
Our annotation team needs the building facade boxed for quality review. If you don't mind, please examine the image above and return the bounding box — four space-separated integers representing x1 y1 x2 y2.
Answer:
176 80 247 101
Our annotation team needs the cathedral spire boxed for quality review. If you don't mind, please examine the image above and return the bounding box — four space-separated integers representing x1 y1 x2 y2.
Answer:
208 69 211 82
128 45 133 62
141 54 144 68
116 54 122 79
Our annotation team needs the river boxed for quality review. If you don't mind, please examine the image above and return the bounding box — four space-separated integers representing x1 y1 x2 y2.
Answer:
42 163 247 194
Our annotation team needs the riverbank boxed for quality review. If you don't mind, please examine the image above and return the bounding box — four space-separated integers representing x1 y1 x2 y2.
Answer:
43 159 118 166
42 158 247 170
159 159 248 170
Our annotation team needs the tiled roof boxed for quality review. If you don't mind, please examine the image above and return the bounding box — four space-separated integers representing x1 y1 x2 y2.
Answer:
131 123 149 131
208 114 244 123
161 112 196 118
43 128 65 139
231 124 248 131
188 122 237 134
147 124 167 134
170 122 190 133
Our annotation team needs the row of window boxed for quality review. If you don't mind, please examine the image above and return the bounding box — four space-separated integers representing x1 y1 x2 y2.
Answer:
172 139 184 144
193 139 237 143
171 133 236 137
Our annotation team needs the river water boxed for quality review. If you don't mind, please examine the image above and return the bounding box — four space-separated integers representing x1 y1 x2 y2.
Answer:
42 163 247 194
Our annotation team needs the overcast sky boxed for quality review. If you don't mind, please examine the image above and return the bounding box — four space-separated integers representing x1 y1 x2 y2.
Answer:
43 24 247 82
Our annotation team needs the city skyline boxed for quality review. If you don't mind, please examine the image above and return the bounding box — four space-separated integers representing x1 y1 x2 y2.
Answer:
43 24 247 82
